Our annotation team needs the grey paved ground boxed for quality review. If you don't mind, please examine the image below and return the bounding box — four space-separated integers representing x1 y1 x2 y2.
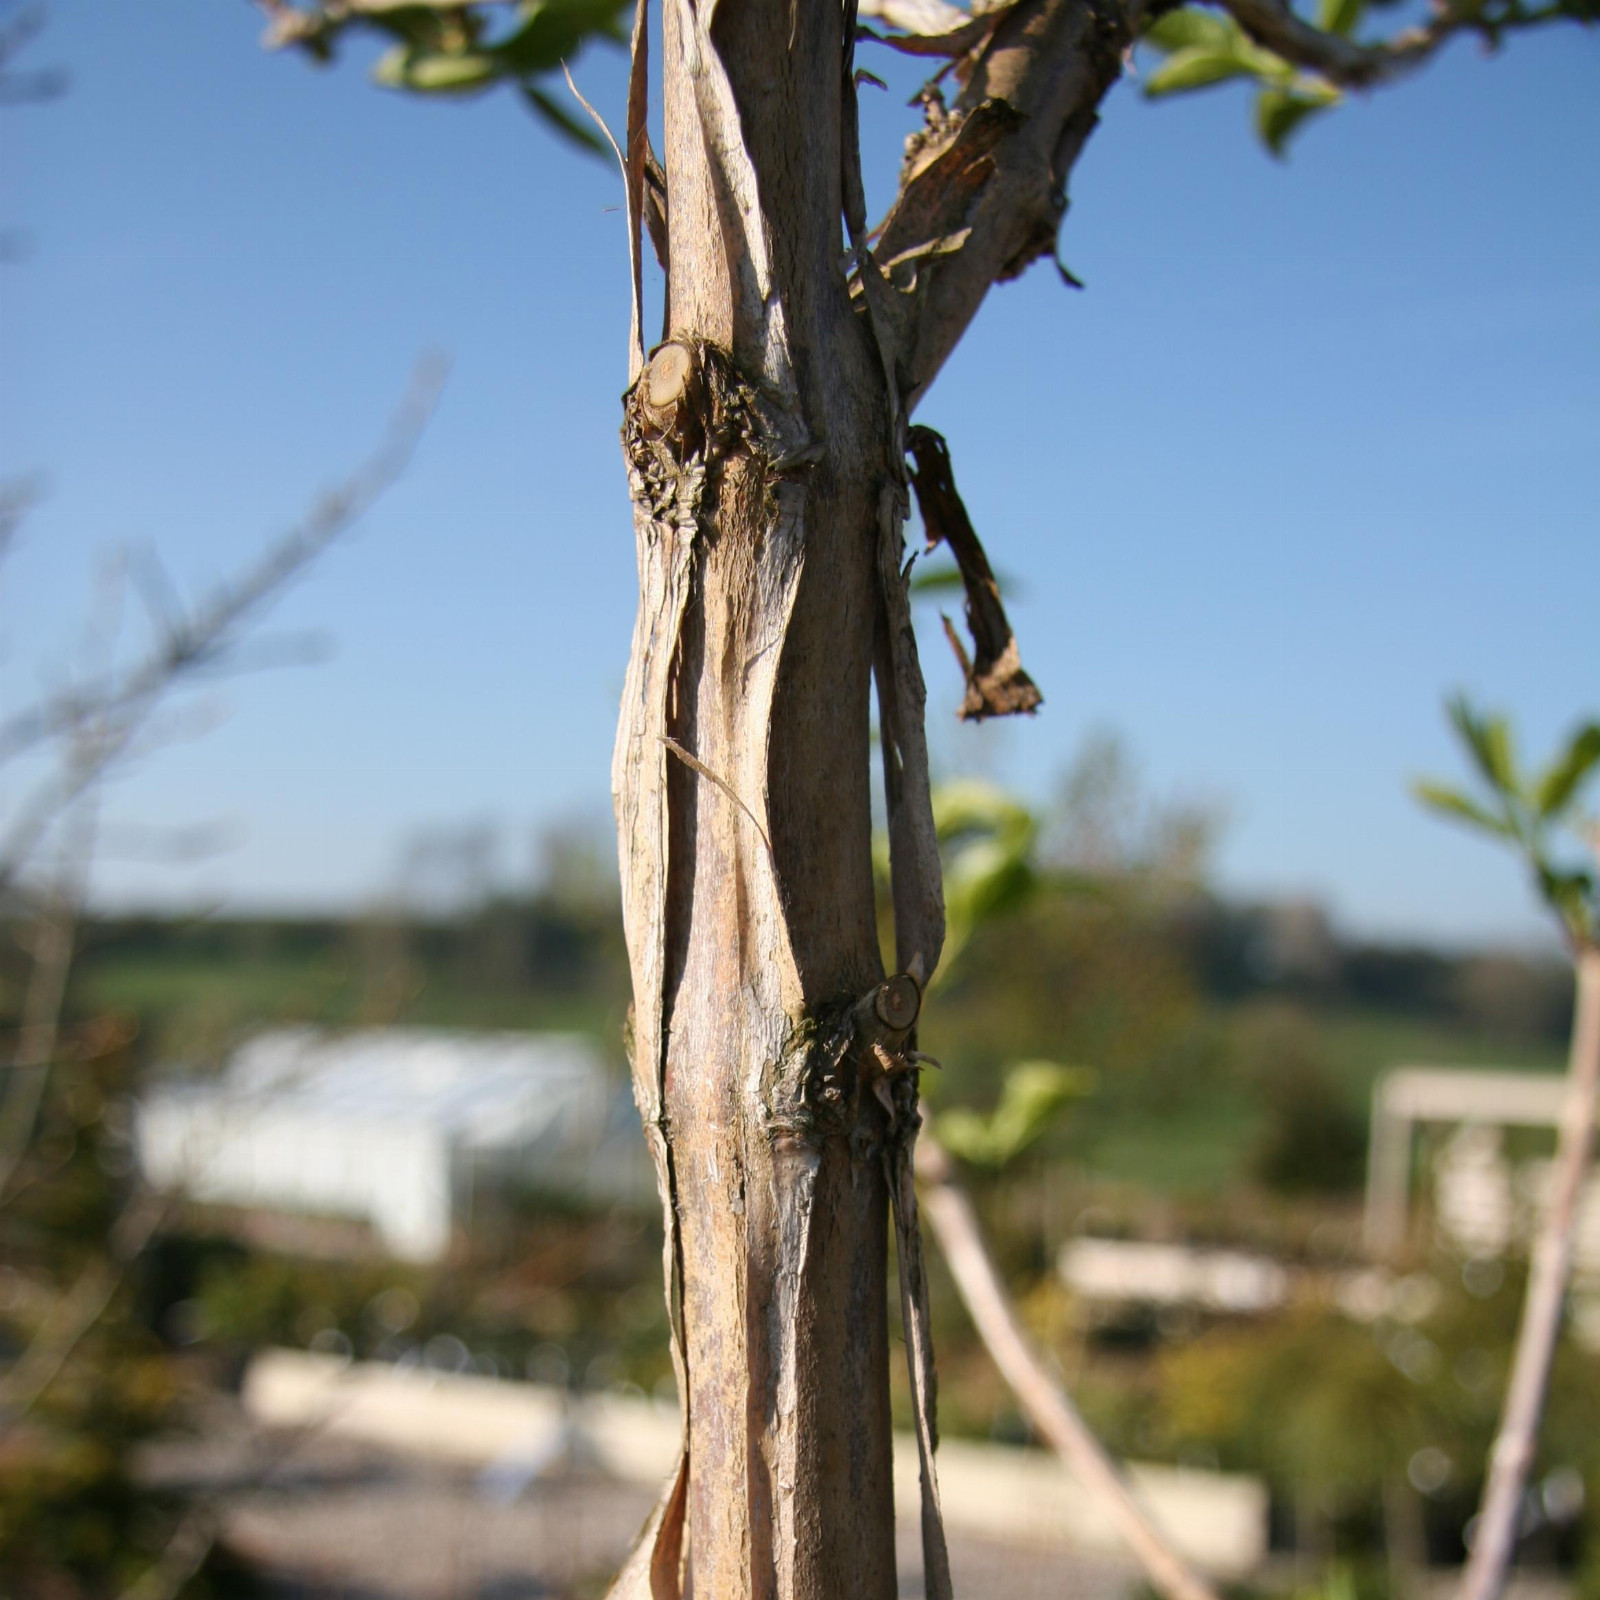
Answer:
140 1409 1138 1600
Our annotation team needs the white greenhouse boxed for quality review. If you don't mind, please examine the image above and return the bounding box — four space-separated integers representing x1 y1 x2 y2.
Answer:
137 1027 625 1261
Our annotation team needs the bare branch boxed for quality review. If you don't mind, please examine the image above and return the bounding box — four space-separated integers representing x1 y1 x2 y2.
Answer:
917 1133 1224 1600
0 357 446 890
872 0 1130 409
874 0 1591 404
0 1186 169 1423
1209 0 1424 84
1213 0 1595 90
0 475 43 567
0 2 65 106
0 804 94 1196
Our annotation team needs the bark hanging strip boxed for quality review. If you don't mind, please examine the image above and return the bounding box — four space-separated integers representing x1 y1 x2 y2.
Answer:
906 424 1043 721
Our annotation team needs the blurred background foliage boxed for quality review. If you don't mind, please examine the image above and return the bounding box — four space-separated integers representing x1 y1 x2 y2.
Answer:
4 4 1594 1594
5 726 1590 1594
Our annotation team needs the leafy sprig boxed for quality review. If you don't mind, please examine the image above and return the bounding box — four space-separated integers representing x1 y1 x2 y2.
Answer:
1140 6 1343 156
1414 694 1600 947
878 780 1087 1170
1138 0 1597 157
259 0 629 154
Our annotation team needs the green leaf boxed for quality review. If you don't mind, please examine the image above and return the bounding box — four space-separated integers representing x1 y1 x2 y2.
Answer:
371 43 413 87
944 837 1034 931
1534 721 1600 818
933 1107 995 1166
908 562 1019 598
1255 81 1340 156
1316 0 1365 37
521 83 607 155
1141 7 1295 97
374 46 501 94
1446 693 1521 800
1411 780 1515 839
930 779 1040 987
933 779 1036 850
1146 45 1257 95
908 563 965 596
1535 859 1597 943
368 0 627 101
493 0 629 74
1142 6 1241 52
936 1062 1093 1169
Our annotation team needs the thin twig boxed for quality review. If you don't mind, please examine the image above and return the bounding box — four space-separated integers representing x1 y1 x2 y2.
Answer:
0 474 42 568
1456 936 1600 1600
115 1370 353 1600
0 356 447 885
1211 0 1589 89
659 735 775 864
916 1133 1223 1600
117 1506 218 1600
0 801 95 1195
561 59 625 169
0 1185 169 1422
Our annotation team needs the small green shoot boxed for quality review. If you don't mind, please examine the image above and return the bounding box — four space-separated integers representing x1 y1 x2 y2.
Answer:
935 1062 1093 1170
1413 694 1600 947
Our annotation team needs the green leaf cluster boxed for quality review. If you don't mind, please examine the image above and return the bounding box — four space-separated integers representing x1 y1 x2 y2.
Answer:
935 1060 1092 1168
907 560 1020 599
1413 695 1600 946
933 779 1040 984
273 0 631 155
874 780 1095 1168
1139 5 1346 156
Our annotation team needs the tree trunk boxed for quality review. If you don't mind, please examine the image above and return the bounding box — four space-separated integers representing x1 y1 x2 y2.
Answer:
605 2 1127 1593
610 2 943 1594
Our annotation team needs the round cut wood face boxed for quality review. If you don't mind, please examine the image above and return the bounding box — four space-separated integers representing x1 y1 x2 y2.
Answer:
875 974 921 1032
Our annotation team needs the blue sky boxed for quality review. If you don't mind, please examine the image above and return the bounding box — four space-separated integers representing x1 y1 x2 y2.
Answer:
1 2 1595 943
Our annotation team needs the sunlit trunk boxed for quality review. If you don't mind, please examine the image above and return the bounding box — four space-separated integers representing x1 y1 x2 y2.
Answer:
608 1 922 1591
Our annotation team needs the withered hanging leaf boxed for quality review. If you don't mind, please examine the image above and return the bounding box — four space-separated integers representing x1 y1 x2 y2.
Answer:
906 425 1042 722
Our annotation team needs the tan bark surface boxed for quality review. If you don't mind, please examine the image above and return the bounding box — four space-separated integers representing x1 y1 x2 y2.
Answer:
608 2 1128 1592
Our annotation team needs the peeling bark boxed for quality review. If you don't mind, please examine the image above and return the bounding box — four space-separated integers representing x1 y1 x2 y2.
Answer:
608 1 1125 1592
907 424 1042 721
876 0 1130 409
610 2 937 1590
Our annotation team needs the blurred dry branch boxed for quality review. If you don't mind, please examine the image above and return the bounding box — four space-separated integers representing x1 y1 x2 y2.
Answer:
0 806 95 1195
1213 0 1597 91
1459 932 1600 1600
0 356 447 893
0 357 445 1478
1414 705 1600 1600
0 3 66 107
0 1186 168 1423
116 1504 219 1600
916 1132 1222 1600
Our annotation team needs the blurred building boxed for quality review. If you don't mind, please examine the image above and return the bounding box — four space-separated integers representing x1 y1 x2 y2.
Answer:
1365 1065 1600 1284
1058 1238 1289 1315
137 1027 646 1260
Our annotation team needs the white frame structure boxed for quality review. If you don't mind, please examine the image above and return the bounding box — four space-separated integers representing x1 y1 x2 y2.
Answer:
1364 1065 1583 1257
